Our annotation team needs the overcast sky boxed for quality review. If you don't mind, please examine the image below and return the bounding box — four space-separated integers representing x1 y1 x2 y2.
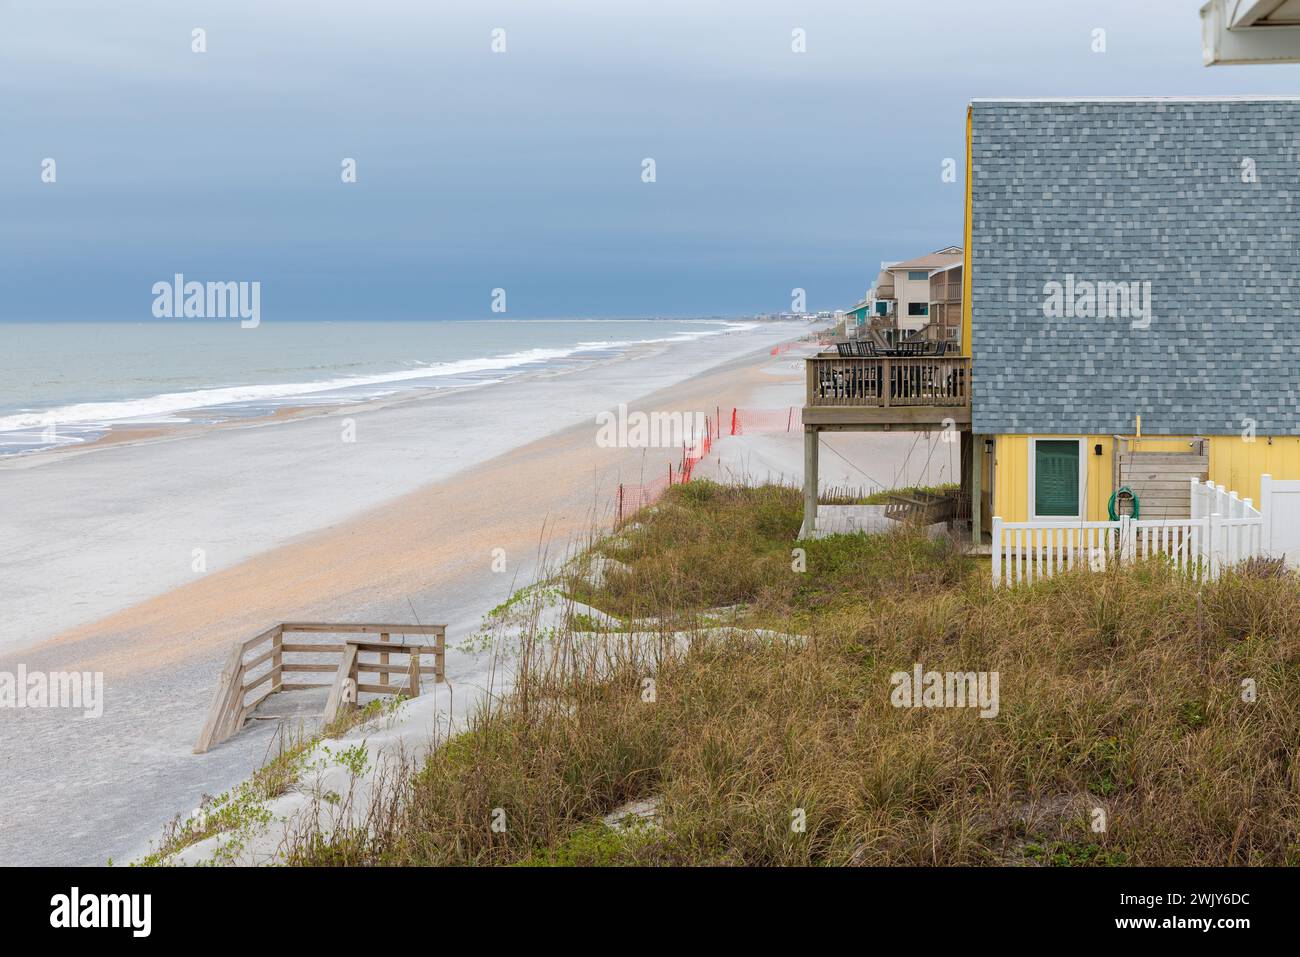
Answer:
4 0 1299 321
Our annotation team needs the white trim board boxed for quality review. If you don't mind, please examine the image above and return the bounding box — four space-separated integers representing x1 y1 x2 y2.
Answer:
1201 0 1300 65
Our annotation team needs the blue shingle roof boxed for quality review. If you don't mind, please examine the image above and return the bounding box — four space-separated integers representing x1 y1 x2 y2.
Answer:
969 98 1300 435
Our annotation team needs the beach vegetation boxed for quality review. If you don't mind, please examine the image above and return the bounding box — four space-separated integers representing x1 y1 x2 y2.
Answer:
819 482 960 505
137 697 393 865
143 483 1298 866
263 481 1299 867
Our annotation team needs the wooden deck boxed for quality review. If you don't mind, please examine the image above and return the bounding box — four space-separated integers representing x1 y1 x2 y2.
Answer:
803 354 971 430
799 353 978 541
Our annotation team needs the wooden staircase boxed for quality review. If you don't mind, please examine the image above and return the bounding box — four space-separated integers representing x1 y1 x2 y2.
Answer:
194 622 445 753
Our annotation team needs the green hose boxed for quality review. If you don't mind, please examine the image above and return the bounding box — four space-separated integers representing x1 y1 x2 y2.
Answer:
1108 486 1140 521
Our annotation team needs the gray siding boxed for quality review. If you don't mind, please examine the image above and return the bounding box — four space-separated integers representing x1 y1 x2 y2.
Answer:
970 99 1300 435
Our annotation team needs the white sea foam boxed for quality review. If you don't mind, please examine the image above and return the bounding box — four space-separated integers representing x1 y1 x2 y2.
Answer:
0 321 753 438
0 319 764 449
0 347 575 433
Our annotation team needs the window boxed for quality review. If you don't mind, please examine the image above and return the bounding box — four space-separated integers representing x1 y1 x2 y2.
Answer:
1029 439 1085 520
907 270 929 280
907 302 928 317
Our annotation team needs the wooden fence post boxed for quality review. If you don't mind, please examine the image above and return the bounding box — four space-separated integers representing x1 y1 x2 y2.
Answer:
323 643 359 726
217 661 248 744
407 651 421 698
379 631 390 688
195 643 246 754
271 628 283 693
435 628 446 683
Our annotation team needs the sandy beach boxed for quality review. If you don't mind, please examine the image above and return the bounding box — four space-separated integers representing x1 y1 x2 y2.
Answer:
0 325 956 865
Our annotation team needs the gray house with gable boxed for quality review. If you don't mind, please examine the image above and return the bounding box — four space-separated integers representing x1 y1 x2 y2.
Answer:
966 96 1300 525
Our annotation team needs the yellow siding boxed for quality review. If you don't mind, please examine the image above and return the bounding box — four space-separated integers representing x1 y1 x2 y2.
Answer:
1203 436 1300 505
992 434 1300 521
992 435 1026 520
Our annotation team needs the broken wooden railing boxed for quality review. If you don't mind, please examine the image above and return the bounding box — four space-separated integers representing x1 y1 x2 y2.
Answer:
194 622 445 754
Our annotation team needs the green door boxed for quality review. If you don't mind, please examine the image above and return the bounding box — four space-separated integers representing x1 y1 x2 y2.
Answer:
1034 440 1081 518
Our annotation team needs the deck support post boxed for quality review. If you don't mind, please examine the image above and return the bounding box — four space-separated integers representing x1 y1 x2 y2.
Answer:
970 433 982 546
800 426 818 539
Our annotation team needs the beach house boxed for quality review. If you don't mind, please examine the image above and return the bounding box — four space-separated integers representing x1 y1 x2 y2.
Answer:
802 96 1300 567
842 296 872 335
872 248 963 336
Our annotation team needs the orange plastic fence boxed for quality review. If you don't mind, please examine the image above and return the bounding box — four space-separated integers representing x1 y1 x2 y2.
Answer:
614 407 799 523
616 473 673 523
730 406 801 435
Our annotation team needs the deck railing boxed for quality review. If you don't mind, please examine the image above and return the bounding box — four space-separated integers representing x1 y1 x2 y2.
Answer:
928 280 962 303
805 355 971 408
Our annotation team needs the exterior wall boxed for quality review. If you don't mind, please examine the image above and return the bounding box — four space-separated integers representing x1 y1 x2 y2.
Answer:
892 271 932 330
991 433 1300 522
1202 435 1300 506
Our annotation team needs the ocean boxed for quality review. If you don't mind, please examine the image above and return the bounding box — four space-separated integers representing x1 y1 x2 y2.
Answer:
0 318 759 454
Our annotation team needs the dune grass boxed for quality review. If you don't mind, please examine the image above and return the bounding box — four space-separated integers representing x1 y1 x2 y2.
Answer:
281 481 1300 866
818 482 960 505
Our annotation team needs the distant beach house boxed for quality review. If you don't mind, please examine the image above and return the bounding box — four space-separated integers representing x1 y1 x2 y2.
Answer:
872 247 963 336
842 248 961 343
842 296 872 333
804 96 1300 564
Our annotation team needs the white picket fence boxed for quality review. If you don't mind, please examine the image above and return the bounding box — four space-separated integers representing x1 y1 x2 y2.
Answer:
992 478 1265 587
